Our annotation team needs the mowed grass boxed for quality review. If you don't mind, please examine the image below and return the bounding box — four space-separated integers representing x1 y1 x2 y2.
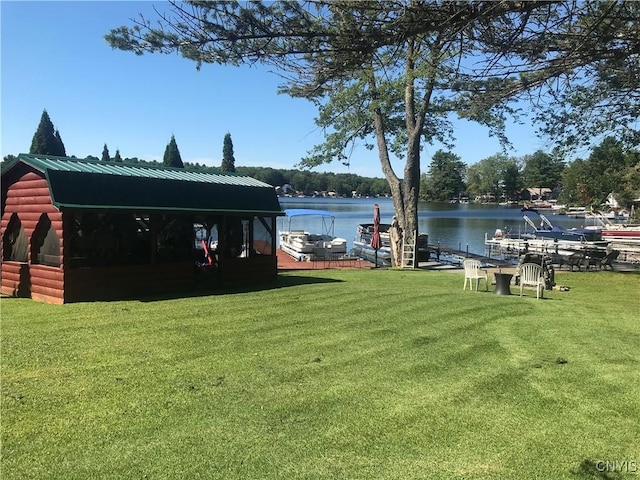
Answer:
1 268 639 479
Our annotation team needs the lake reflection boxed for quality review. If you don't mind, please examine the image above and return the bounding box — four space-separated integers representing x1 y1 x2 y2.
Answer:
279 197 585 256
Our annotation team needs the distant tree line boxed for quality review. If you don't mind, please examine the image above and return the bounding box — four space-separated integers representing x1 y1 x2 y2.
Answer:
235 167 391 197
421 139 640 208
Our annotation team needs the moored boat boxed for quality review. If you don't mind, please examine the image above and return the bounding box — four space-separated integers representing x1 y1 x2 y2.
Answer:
523 200 566 215
352 223 431 266
485 208 610 260
278 209 347 262
522 210 606 244
584 210 640 244
566 206 588 218
352 223 393 267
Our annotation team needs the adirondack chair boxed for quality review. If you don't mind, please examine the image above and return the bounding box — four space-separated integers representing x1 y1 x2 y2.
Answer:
559 251 585 271
518 263 545 299
463 259 488 291
598 250 620 270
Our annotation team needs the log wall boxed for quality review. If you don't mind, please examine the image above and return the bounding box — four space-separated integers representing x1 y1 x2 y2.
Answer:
1 171 65 303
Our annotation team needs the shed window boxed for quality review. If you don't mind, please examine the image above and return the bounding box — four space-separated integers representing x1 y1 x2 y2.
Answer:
156 215 193 263
66 212 153 268
221 217 248 258
3 213 28 262
32 214 60 267
253 217 273 255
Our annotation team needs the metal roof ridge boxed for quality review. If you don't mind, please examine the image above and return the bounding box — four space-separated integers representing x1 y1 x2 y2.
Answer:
7 153 275 189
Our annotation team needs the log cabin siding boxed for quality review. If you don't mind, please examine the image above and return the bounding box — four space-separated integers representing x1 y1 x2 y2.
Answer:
1 171 65 303
30 264 65 304
2 173 63 233
0 262 31 299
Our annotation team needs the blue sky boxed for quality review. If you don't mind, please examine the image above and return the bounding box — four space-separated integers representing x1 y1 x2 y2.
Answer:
1 1 550 178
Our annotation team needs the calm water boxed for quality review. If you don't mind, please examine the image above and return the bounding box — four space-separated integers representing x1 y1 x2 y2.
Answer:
279 197 586 256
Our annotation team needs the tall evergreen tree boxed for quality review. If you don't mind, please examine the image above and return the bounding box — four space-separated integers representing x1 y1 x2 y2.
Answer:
163 135 184 168
101 144 111 162
502 160 524 202
521 151 564 191
54 130 66 156
420 150 466 202
30 110 66 156
221 132 236 172
583 137 630 206
114 149 123 162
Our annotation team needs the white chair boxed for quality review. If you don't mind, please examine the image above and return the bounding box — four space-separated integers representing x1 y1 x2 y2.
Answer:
518 263 545 299
463 259 488 291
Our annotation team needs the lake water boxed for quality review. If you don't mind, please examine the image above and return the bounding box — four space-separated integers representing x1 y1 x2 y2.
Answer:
279 197 587 256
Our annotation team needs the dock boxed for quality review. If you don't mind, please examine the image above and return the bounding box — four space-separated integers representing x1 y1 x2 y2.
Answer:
277 245 639 272
484 233 640 265
277 245 509 272
427 244 513 269
276 249 374 271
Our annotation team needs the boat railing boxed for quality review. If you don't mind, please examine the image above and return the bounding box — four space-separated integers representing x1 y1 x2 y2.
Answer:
523 215 538 231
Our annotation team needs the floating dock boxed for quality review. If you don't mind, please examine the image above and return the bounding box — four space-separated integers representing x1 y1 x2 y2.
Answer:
484 234 640 264
278 244 510 271
426 244 513 269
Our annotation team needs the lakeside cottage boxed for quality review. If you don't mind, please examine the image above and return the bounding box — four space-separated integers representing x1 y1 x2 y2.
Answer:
1 154 283 304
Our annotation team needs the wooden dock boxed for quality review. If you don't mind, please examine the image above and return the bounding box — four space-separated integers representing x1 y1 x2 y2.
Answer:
276 249 374 271
278 246 638 272
426 244 513 268
277 245 509 271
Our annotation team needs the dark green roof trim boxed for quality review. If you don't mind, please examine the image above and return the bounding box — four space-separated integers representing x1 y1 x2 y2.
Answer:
5 154 270 186
52 203 284 215
3 154 283 215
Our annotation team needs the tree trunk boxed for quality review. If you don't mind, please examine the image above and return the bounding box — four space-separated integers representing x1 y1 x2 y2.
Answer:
372 108 409 267
370 39 432 267
373 122 421 267
401 135 421 268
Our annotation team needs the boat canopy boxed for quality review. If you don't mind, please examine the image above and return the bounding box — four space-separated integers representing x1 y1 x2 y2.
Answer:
281 209 338 237
283 209 336 218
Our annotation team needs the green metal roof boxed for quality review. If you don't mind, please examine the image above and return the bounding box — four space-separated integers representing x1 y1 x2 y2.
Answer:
2 154 283 215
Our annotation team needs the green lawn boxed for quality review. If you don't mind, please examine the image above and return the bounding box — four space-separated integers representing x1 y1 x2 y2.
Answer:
2 269 639 479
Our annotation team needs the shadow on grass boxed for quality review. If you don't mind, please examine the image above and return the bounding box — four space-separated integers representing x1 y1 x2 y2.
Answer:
1 274 342 304
137 274 343 302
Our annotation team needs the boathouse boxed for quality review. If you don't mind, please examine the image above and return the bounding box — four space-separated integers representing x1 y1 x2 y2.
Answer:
1 154 283 304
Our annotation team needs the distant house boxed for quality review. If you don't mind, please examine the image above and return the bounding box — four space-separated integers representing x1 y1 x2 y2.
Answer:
275 184 295 196
605 192 620 209
522 187 552 201
475 193 496 203
1 154 283 304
